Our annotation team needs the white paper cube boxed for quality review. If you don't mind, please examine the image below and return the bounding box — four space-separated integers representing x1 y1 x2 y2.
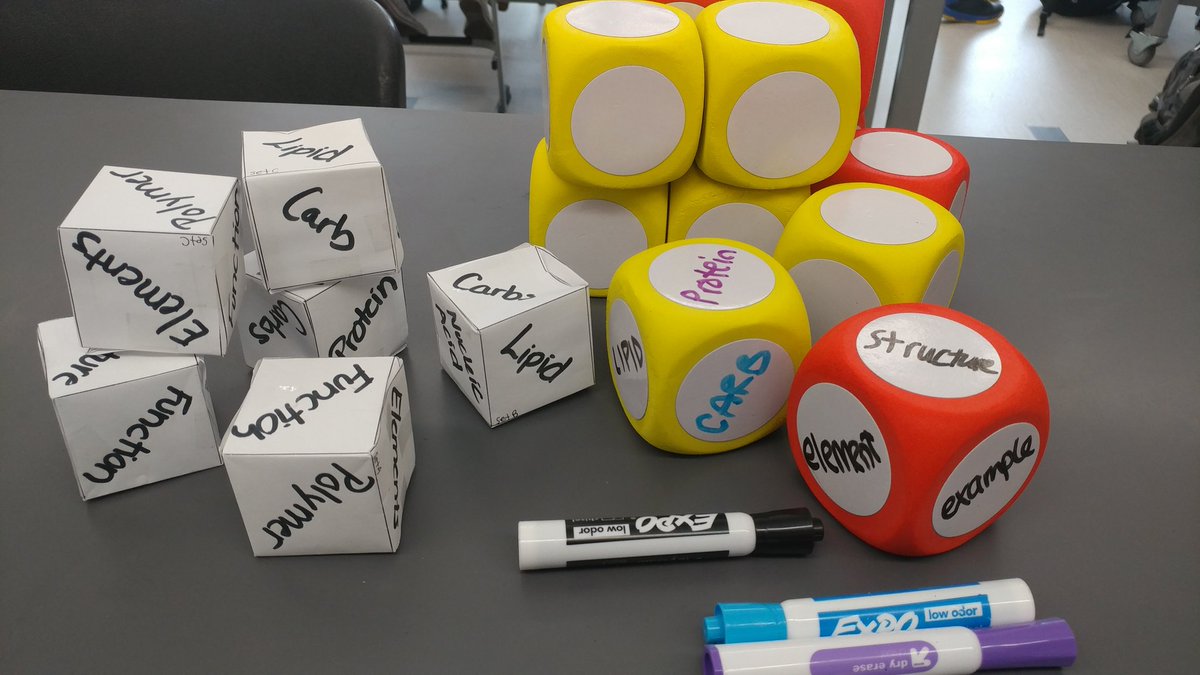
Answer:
241 119 403 291
58 166 241 355
426 244 594 427
36 317 222 500
236 253 409 367
221 357 415 557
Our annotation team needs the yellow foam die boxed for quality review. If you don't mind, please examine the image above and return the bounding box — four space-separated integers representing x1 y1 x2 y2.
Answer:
606 238 811 454
667 164 810 253
530 139 668 298
695 0 860 189
543 0 704 189
774 182 965 341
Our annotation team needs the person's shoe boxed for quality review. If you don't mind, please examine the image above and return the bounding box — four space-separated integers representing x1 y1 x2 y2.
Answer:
943 0 1004 23
460 0 496 42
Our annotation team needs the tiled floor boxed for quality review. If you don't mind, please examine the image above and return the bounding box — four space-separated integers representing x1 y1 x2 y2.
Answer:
404 0 1200 143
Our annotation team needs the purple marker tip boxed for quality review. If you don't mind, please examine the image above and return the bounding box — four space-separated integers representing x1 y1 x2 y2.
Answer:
703 646 724 675
975 618 1077 670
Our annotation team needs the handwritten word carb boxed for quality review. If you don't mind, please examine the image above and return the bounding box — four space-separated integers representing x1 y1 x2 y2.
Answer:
941 435 1037 521
260 462 376 550
108 169 215 231
72 231 209 347
248 300 308 345
53 351 121 387
230 363 375 441
802 431 884 475
283 187 355 251
452 273 535 301
500 323 573 383
82 385 193 484
861 329 999 374
694 350 771 434
681 248 739 307
260 137 354 163
328 276 399 357
436 303 483 402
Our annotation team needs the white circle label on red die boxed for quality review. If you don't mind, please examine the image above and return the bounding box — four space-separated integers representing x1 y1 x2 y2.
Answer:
789 259 880 342
727 72 841 180
566 1 680 37
793 383 891 516
608 299 649 419
857 313 1002 399
545 200 647 289
933 423 1041 538
649 243 776 310
820 188 937 245
572 66 685 176
715 2 830 45
851 131 954 177
688 203 785 253
922 250 961 306
676 339 793 442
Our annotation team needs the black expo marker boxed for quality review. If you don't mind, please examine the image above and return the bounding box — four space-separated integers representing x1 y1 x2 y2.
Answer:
517 508 823 570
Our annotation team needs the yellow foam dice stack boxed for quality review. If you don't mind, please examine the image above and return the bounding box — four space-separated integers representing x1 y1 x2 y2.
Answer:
606 238 811 454
543 0 704 189
774 183 965 342
667 164 810 254
695 0 860 189
530 140 668 297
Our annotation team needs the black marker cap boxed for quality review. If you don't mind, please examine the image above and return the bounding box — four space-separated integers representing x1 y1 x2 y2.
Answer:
750 508 824 557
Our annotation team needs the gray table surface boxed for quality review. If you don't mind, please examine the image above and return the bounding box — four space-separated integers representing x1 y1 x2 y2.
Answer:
1 90 1197 674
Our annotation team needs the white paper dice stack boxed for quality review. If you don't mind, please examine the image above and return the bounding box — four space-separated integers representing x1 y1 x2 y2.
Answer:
36 317 222 499
46 164 241 498
427 244 595 427
221 357 415 556
236 119 410 366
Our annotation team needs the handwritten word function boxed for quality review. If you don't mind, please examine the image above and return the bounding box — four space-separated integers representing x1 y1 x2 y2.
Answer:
230 363 375 441
82 385 193 484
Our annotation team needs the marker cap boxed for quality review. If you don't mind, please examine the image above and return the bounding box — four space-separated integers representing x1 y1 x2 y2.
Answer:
975 618 1077 670
704 604 788 644
750 508 824 557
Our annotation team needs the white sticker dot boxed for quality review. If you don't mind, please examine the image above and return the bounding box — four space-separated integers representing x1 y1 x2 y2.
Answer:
676 339 794 442
950 181 968 219
794 383 891 516
922 250 961 307
687 203 784 254
850 131 953 177
789 259 879 343
545 200 647 289
566 1 680 37
649 243 775 310
727 72 840 179
608 299 649 420
820 188 937 245
572 66 685 176
856 312 1002 399
933 424 1041 538
715 2 830 45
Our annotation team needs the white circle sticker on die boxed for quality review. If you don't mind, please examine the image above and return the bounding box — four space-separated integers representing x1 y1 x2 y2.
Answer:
715 2 830 45
688 203 785 253
851 131 954 177
820 188 938 245
793 383 891 516
566 1 680 38
572 66 686 176
545 200 648 289
676 339 794 442
727 72 840 179
950 181 968 219
921 250 961 306
648 243 776 310
608 299 649 419
857 313 1002 399
789 258 880 342
933 423 1041 538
